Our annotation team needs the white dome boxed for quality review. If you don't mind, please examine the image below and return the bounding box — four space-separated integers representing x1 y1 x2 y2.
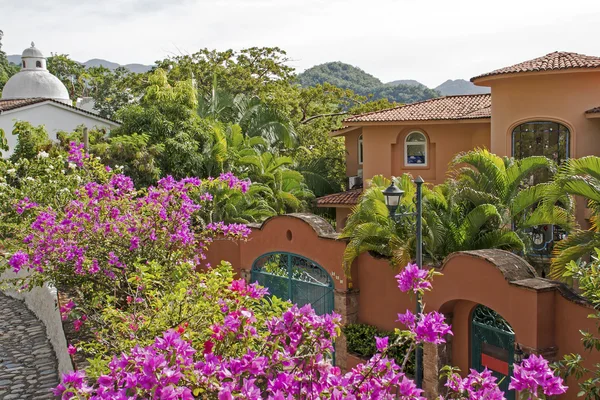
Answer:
2 71 71 104
22 42 44 59
1 42 70 104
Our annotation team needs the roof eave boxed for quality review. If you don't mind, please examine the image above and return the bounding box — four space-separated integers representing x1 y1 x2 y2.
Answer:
585 112 600 119
471 67 600 85
315 203 355 208
343 117 491 126
329 126 362 137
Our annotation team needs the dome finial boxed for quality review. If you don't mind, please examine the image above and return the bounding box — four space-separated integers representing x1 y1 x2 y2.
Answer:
31 41 35 48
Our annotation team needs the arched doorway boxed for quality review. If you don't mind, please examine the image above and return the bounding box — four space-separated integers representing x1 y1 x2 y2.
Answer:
471 305 515 400
251 252 334 316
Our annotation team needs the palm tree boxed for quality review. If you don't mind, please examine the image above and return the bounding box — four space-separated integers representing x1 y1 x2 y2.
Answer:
238 151 313 214
450 148 573 251
198 89 297 148
339 174 525 273
548 156 600 280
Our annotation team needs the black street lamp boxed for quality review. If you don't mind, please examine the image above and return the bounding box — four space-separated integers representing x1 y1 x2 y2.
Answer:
382 176 425 388
382 182 404 217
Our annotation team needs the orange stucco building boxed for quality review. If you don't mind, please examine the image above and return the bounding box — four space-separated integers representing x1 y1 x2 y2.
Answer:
318 52 600 231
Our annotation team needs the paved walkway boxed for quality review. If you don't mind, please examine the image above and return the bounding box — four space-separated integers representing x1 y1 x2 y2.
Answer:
0 293 59 399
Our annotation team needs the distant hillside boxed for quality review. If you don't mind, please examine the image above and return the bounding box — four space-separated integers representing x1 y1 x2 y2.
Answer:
298 62 440 104
434 79 489 96
386 79 426 88
8 55 153 73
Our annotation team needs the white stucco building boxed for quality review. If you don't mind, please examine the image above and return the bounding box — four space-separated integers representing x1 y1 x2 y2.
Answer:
0 43 119 157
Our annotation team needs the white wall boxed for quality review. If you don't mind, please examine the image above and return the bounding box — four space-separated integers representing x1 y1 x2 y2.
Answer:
0 103 117 157
1 268 73 376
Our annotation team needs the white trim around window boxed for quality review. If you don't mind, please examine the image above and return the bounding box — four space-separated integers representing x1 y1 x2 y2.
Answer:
404 131 428 167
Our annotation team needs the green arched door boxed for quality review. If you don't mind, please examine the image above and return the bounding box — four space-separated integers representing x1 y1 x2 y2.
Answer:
471 305 515 400
250 252 334 316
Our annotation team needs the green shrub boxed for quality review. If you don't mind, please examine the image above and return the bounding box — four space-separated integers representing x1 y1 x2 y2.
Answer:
342 323 415 375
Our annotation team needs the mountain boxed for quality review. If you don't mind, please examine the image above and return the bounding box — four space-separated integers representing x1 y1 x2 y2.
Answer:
298 62 440 104
386 79 426 88
7 55 153 73
434 79 490 96
82 59 153 73
7 55 20 65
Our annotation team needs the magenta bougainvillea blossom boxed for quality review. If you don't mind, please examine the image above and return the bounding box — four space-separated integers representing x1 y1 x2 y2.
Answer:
395 263 432 293
509 354 568 396
445 367 506 400
397 310 452 344
67 141 86 167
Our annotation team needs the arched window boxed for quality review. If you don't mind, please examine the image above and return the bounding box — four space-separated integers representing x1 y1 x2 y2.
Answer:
405 131 427 166
22 60 26 68
512 121 569 164
36 60 42 68
358 134 363 165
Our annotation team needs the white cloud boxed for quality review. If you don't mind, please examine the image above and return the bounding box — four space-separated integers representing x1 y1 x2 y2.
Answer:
2 0 600 87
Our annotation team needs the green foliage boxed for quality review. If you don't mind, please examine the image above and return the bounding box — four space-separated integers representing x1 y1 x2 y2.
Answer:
9 121 53 162
87 66 142 119
47 54 87 101
0 146 111 243
450 148 573 254
79 261 289 371
298 62 440 103
548 156 600 280
340 173 527 271
342 323 415 375
0 34 19 94
553 250 600 399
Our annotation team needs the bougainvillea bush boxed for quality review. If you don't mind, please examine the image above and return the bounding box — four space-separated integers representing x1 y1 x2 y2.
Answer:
0 142 112 244
2 143 273 366
53 261 567 399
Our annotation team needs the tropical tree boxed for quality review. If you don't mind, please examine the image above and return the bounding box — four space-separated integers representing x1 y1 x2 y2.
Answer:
238 151 313 214
548 156 600 280
450 148 573 250
198 88 297 148
340 174 525 272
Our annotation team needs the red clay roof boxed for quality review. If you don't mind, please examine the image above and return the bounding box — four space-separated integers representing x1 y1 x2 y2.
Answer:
0 98 120 124
471 52 600 82
343 94 491 123
585 107 600 114
316 189 362 207
0 98 48 111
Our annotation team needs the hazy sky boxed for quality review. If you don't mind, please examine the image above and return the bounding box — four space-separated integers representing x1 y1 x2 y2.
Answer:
2 0 600 87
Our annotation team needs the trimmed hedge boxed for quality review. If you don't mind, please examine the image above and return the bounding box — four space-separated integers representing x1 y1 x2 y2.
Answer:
342 323 415 375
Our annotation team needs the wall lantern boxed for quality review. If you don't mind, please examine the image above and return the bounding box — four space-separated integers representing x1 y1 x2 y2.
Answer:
382 182 404 217
515 344 524 363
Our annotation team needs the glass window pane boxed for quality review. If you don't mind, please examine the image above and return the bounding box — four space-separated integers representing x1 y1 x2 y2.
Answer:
406 132 426 142
406 144 426 165
512 121 569 164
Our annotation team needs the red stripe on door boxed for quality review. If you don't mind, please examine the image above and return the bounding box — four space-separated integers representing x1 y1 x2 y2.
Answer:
481 353 509 375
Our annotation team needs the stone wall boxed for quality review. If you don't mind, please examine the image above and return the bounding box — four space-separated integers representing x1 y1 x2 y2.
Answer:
1 269 73 376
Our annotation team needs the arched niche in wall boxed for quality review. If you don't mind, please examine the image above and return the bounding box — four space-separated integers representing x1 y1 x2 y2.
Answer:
391 128 436 181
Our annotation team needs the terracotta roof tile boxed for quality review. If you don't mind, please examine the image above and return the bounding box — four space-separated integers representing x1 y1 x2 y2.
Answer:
0 98 47 111
316 189 362 206
471 52 600 82
343 94 491 123
585 106 600 114
0 98 120 124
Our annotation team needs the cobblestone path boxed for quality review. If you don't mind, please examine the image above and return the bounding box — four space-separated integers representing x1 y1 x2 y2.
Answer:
0 293 59 399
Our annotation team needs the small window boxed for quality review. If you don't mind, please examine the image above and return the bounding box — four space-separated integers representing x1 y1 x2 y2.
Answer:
22 60 26 68
358 134 363 165
405 131 427 166
36 61 42 68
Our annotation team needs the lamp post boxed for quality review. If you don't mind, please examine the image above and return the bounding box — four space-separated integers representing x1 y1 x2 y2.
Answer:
383 176 425 388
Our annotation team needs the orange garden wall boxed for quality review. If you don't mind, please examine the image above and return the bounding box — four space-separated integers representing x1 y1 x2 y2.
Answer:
205 214 600 399
359 122 490 185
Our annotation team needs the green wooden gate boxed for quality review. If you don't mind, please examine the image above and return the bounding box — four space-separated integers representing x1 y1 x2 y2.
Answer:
471 305 515 400
250 252 334 316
